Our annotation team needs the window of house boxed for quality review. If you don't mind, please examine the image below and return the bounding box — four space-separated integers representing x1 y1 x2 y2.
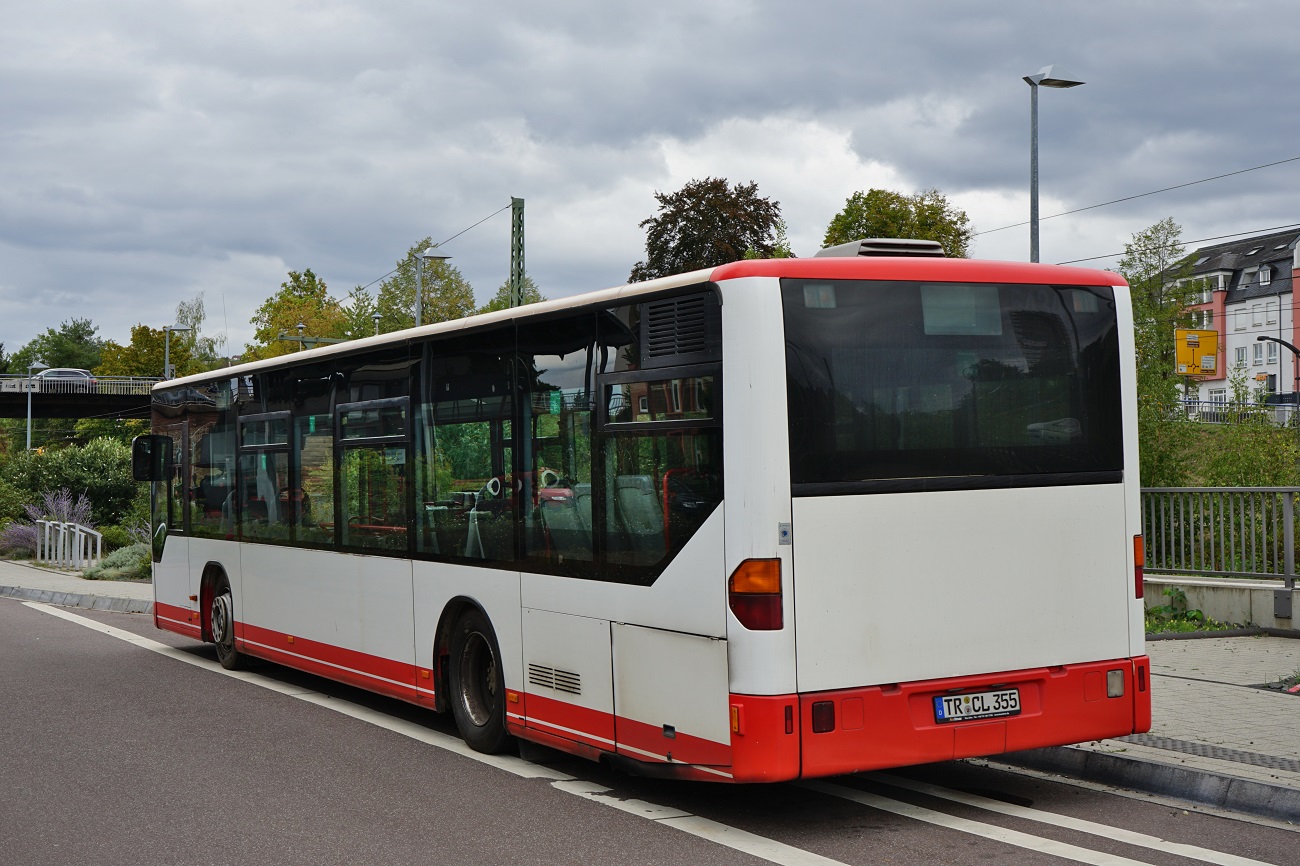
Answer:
1268 342 1279 365
1254 343 1264 365
1261 266 1272 286
1253 304 1263 326
1235 346 1247 367
1234 309 1247 331
1266 300 1278 324
1209 388 1226 404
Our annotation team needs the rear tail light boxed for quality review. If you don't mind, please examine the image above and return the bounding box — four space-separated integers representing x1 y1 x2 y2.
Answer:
729 558 782 630
1133 535 1144 599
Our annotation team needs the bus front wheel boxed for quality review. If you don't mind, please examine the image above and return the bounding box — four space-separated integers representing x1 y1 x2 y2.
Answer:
448 608 509 753
210 583 248 671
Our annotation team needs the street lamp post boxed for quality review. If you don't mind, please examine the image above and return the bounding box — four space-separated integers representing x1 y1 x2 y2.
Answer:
1023 65 1085 263
373 311 381 336
162 323 192 379
414 247 451 328
27 359 48 451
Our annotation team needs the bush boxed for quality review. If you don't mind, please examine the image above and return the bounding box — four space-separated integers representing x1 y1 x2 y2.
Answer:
83 543 150 581
0 438 137 527
99 525 136 551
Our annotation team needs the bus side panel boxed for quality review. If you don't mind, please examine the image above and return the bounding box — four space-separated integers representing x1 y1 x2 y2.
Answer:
612 623 730 766
717 275 797 696
792 484 1131 693
411 560 522 708
521 608 615 750
237 545 417 699
154 535 199 638
1113 282 1148 659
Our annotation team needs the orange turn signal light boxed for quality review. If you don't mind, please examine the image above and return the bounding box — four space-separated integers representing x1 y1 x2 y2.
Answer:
730 558 781 594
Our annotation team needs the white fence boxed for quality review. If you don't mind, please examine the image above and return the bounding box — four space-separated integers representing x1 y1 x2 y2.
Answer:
35 520 103 570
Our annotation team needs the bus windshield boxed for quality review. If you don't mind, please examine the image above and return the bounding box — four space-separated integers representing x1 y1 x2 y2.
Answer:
783 278 1123 494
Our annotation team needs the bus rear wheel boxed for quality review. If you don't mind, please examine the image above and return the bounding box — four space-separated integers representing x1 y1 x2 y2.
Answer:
210 583 248 671
448 609 509 753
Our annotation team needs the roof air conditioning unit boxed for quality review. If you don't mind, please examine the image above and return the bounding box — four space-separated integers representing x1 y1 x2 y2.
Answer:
814 238 946 258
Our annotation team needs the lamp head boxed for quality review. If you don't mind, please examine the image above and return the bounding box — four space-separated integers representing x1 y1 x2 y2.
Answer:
1024 65 1085 88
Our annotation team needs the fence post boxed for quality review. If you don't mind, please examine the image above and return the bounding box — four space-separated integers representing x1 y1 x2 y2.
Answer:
1280 492 1296 620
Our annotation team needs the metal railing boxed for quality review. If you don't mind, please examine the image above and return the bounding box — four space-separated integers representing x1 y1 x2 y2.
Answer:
1142 487 1295 618
1178 399 1299 427
34 520 103 570
0 375 160 396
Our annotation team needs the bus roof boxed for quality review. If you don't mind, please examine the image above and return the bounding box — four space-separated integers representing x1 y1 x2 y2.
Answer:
157 255 1126 391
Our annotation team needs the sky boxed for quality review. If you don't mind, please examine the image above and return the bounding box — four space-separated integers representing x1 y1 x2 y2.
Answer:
3 0 1299 358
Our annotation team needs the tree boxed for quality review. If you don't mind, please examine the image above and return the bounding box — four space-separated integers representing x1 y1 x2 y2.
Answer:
375 239 477 330
342 285 380 339
11 318 105 371
97 325 198 379
744 219 794 260
629 177 783 282
0 342 9 375
246 269 348 360
822 188 973 257
478 275 546 315
1118 217 1204 487
173 292 227 369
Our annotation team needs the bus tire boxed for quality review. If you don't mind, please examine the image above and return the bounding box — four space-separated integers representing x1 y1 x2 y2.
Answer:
210 582 248 671
448 608 509 753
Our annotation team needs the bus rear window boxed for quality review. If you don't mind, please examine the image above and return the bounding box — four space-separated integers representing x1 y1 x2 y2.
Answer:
783 279 1123 494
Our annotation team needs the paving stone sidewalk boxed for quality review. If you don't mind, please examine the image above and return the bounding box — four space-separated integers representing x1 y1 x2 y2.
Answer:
1002 633 1300 823
0 558 153 612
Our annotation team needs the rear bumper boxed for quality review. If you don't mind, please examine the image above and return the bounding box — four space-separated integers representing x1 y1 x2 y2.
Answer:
729 656 1151 782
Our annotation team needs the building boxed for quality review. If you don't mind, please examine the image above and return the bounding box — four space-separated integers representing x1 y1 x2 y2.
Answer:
1178 228 1300 406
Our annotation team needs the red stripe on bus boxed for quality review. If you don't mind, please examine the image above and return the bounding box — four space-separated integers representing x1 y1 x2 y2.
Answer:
154 601 203 639
615 715 730 767
711 256 1127 287
522 691 616 749
237 622 420 699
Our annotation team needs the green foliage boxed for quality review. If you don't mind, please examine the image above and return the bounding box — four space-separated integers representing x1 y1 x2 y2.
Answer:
247 269 348 360
1121 218 1200 414
375 240 477 331
1145 586 1238 634
478 275 546 314
11 318 105 371
0 477 26 522
743 219 794 259
630 177 783 281
83 542 150 581
822 188 973 257
342 285 380 339
0 438 137 526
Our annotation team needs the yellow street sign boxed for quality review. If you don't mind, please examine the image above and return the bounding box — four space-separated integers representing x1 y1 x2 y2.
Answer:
1175 329 1218 376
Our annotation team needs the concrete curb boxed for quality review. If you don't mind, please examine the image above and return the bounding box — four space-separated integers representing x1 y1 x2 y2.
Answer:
995 746 1300 824
0 585 153 615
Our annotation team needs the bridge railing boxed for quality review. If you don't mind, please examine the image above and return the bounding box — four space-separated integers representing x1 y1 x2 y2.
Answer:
0 375 160 396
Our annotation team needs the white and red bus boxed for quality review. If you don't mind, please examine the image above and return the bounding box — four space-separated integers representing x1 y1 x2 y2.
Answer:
133 239 1150 782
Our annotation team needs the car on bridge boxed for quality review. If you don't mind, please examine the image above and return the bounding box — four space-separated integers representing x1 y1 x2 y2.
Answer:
32 368 98 393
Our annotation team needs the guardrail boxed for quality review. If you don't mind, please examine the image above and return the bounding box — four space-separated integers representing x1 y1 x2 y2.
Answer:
0 374 160 396
34 520 103 570
1142 487 1295 619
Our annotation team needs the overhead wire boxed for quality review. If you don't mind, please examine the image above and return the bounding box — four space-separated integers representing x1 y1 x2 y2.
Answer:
977 155 1300 237
354 202 513 293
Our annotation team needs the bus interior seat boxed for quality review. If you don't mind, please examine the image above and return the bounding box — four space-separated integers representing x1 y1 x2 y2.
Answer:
614 475 664 557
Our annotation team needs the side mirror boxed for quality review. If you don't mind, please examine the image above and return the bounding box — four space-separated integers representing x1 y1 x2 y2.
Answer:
131 434 170 482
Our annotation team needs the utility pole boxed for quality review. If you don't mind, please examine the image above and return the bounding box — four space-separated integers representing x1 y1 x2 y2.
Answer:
510 197 525 308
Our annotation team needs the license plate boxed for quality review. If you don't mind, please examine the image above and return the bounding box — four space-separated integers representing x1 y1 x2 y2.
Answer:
933 688 1020 723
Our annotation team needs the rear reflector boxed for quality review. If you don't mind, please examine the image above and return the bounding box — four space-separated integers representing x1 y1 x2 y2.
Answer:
1134 535 1144 599
811 701 835 733
729 559 783 630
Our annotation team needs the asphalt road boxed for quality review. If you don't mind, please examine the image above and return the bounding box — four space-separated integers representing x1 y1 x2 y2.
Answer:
2 597 1295 866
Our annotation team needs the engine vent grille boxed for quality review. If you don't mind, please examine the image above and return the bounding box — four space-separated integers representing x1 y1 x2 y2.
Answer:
528 663 582 695
646 295 708 359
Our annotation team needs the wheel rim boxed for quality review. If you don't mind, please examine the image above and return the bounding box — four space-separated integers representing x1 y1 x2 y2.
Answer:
211 592 233 648
458 631 498 728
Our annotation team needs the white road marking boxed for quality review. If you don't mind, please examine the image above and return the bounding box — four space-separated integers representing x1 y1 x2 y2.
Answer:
872 773 1279 866
26 603 845 866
